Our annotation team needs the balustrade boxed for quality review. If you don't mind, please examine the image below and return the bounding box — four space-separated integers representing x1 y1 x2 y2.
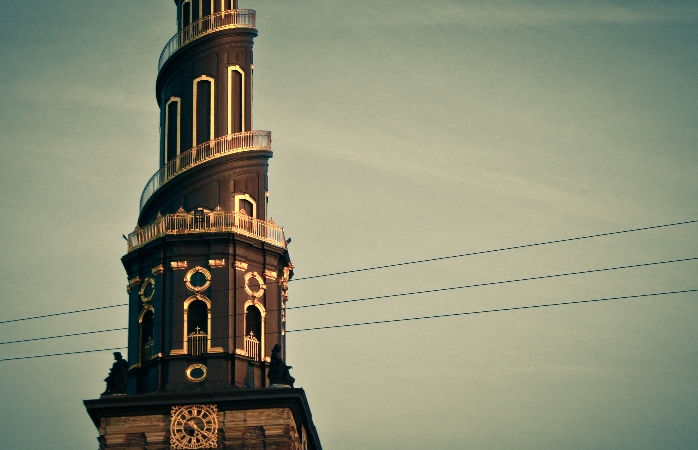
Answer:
140 131 271 211
188 328 208 356
244 332 260 361
159 9 256 72
128 208 286 252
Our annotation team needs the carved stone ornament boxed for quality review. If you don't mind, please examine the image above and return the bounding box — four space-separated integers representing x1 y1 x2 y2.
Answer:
264 270 278 280
139 277 155 303
152 264 165 275
170 404 218 449
171 261 188 270
244 272 266 298
184 267 212 293
208 259 226 269
234 261 248 271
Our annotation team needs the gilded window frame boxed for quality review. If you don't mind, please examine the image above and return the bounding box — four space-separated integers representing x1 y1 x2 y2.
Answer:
243 299 266 360
164 96 181 163
192 75 215 146
227 65 245 134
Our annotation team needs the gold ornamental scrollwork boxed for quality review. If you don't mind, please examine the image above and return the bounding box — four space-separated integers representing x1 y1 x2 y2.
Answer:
208 259 226 269
171 261 188 271
184 267 212 293
244 272 266 298
170 404 218 449
139 277 156 303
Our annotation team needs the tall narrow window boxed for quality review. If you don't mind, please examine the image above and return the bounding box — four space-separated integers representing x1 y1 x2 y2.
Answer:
244 304 263 361
193 76 215 146
227 66 245 134
139 309 154 363
165 97 181 163
183 0 191 27
187 300 208 356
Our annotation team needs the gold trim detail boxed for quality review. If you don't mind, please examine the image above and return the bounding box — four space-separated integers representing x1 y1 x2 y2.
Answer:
139 277 156 303
234 261 248 271
263 356 271 363
152 264 165 275
233 193 257 218
235 348 248 357
171 261 188 270
164 96 182 161
264 270 277 280
227 65 245 134
170 349 187 356
185 267 212 293
208 347 224 353
170 404 218 449
129 277 142 287
185 364 208 382
208 259 226 268
193 75 215 146
128 364 140 370
244 272 266 298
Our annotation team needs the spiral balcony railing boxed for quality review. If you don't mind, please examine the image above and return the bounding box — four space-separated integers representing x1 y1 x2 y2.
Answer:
140 130 271 211
128 207 286 252
159 9 256 72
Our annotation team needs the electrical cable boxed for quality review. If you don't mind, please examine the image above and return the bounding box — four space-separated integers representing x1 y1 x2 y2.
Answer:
291 219 698 281
288 257 698 310
286 289 698 333
0 304 127 325
0 256 695 346
0 347 127 362
0 328 128 346
1 288 694 361
1 218 695 325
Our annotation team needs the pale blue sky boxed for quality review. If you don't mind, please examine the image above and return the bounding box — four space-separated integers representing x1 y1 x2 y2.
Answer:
0 1 697 449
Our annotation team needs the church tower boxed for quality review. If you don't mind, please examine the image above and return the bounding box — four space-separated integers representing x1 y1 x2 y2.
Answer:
84 2 322 448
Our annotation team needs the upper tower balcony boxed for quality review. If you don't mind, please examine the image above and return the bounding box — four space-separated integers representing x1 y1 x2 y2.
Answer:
159 8 256 73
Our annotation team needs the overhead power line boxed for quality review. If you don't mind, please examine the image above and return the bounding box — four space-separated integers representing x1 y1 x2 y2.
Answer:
0 304 127 325
291 219 698 281
286 289 698 333
0 328 127 346
0 347 127 362
1 218 696 325
1 288 694 362
2 256 695 347
288 256 698 310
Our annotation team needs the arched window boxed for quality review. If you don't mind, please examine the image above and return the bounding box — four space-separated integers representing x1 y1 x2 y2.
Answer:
245 305 261 339
139 307 155 362
243 301 265 361
165 97 181 163
193 75 215 146
227 66 245 134
182 0 192 28
233 193 257 218
187 299 208 356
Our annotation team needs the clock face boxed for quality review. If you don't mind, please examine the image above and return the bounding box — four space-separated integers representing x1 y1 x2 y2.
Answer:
170 404 218 449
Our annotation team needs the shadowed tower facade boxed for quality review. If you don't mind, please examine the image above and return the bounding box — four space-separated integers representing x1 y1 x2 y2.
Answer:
84 2 321 449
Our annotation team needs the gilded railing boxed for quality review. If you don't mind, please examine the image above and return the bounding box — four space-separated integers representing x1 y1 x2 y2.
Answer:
159 9 256 72
188 328 208 356
128 208 286 252
140 131 271 211
244 332 260 361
